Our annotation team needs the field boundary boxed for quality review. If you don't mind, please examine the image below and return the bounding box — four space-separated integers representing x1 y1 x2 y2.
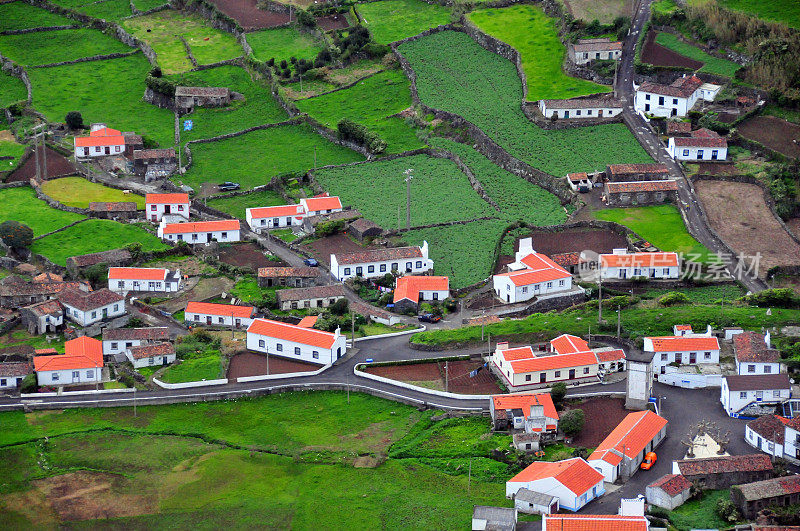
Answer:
153 376 229 389
0 51 32 104
236 362 331 382
31 49 141 69
0 24 82 35
355 364 494 401
295 68 387 101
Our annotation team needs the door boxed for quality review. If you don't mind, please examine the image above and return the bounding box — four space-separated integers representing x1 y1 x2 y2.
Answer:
645 104 650 112
356 266 363 276
598 110 604 117
102 308 108 318
105 147 110 155
690 352 696 364
235 318 241 328
564 111 569 118
569 369 576 379
207 233 213 241
506 294 510 302
72 370 80 383
162 356 168 365
539 373 546 383
206 316 212 325
165 205 171 214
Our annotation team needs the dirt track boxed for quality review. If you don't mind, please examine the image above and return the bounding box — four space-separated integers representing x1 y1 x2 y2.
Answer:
641 31 703 70
738 115 800 159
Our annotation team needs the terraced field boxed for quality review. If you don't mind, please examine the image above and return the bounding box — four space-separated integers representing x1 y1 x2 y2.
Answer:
0 29 131 66
357 0 451 44
0 71 26 108
0 1 73 31
0 187 85 237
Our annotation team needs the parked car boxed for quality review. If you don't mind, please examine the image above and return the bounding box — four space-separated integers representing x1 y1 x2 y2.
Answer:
218 181 240 191
417 313 441 323
641 452 657 470
303 258 318 267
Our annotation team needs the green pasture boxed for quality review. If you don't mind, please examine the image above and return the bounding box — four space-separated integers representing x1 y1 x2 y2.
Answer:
159 354 223 383
40 177 146 209
133 0 167 10
655 32 741 77
357 0 451 44
0 186 84 236
0 138 25 171
0 1 73 31
0 70 27 108
206 189 287 219
0 28 131 66
246 26 324 63
720 0 800 29
49 0 133 21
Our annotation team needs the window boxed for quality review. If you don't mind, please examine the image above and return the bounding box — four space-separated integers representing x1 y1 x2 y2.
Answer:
294 347 301 355
151 205 157 210
704 352 711 359
291 302 298 309
276 343 283 352
380 264 386 272
506 284 510 291
559 280 564 286
673 98 678 105
115 146 121 152
756 391 763 400
118 281 124 288
258 339 265 348
697 149 704 159
192 234 198 240
740 391 747 399
91 311 96 319
661 353 668 361
0 379 5 386
406 262 412 271
149 357 154 365
111 342 118 349
525 374 531 381
52 373 59 381
546 282 552 288
368 265 375 273
95 147 101 153
555 371 561 378
218 317 224 323
658 96 664 105
177 205 184 211
773 390 781 398
645 94 650 101
312 351 319 359
343 268 351 276
126 342 133 348
576 110 581 116
416 261 422 269
663 268 669 275
221 232 227 239
391 263 398 270
433 293 438 300
748 364 756 373
764 365 771 373
683 149 689 156
193 315 199 321
583 367 590 374
587 109 592 115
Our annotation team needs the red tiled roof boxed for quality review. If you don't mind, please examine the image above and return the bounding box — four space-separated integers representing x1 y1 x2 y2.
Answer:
35 348 58 355
606 180 678 193
735 475 800 502
103 327 169 341
734 331 780 363
128 342 174 360
672 136 727 148
185 301 254 319
248 204 305 218
257 267 319 278
33 272 63 283
108 267 167 281
511 351 598 373
691 128 720 138
588 410 667 464
646 335 719 352
247 318 339 349
781 416 800 431
65 336 103 362
567 172 588 182
551 252 582 268
297 315 318 328
747 415 788 445
393 275 449 303
649 473 692 496
550 334 589 355
145 193 189 204
596 349 625 362
162 220 239 234
35 337 103 372
90 127 121 137
75 130 124 147
498 346 536 361
496 252 571 287
677 454 773 476
492 392 558 427
572 40 623 52
675 324 693 331
303 196 342 212
600 252 679 268
543 514 648 531
508 458 604 496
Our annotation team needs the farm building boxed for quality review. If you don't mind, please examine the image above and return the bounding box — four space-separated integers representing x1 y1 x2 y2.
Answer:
20 299 64 335
493 239 575 304
58 288 125 327
538 95 623 120
745 414 789 458
598 250 680 281
490 392 558 435
672 454 774 489
257 267 320 288
734 331 782 375
33 336 104 386
350 300 402 326
471 505 517 531
349 218 383 241
668 130 728 161
125 342 176 369
0 276 91 309
393 275 449 312
512 488 558 515
145 193 190 222
246 204 305 232
645 473 692 510
541 514 648 531
604 180 678 206
88 202 138 220
587 410 668 482
175 86 231 111
0 362 32 389
102 327 170 360
133 148 177 180
275 284 346 311
74 124 125 159
299 194 343 216
634 75 719 118
108 267 182 294
731 475 800 519
158 219 241 244
246 318 347 365
720 373 792 417
330 242 433 281
184 301 256 329
568 38 622 65
605 163 670 182
506 458 605 511
643 331 719 375
566 173 592 192
66 248 132 277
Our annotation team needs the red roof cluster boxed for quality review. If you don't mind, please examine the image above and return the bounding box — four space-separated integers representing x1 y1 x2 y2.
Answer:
588 410 668 465
747 415 789 445
606 180 678 193
75 126 125 147
648 473 692 496
108 267 168 281
508 458 604 496
677 454 773 476
302 195 342 212
248 204 305 218
646 335 719 352
185 301 255 319
495 252 571 287
161 220 240 234
34 337 104 372
734 331 780 363
393 275 449 303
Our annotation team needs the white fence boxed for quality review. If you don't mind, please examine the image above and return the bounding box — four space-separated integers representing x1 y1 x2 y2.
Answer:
21 387 135 398
152 377 229 389
354 364 493 401
235 364 330 382
657 372 722 389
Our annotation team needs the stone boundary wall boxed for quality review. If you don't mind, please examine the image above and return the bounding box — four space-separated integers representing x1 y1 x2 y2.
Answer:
0 51 32 104
497 290 587 317
0 24 81 35
33 217 89 240
0 180 29 190
300 68 387 100
258 0 291 15
189 56 243 71
31 49 141 69
384 216 500 235
178 35 199 67
31 178 90 216
143 87 175 109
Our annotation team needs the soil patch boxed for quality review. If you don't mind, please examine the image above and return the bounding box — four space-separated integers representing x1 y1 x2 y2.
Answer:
0 130 14 142
695 162 739 176
695 180 800 277
208 0 290 30
302 233 376 267
316 14 348 31
6 147 77 182
34 471 155 521
146 256 209 276
365 359 502 395
154 276 235 313
566 396 628 448
218 242 286 270
716 112 739 124
738 115 800 159
641 31 703 70
227 351 323 379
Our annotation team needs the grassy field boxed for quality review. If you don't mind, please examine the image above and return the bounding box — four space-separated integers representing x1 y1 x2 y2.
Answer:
133 0 167 10
655 32 741 77
166 65 287 144
296 69 422 153
123 11 242 73
179 123 364 190
642 283 744 302
159 354 223 383
665 489 740 530
0 1 73 31
206 189 287 219
31 219 168 265
468 5 610 101
28 54 174 146
397 31 651 177
49 0 133 21
593 205 713 261
0 28 132 66
763 104 800 124
314 154 495 228
561 0 629 23
358 0 451 44
41 177 145 209
246 26 323 63
0 187 85 236
0 70 27 108
720 0 800 29
0 137 26 170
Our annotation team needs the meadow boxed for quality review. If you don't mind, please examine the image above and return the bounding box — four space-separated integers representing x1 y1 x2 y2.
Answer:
49 0 133 21
0 137 25 170
719 0 800 29
0 1 73 31
133 0 167 10
313 154 495 228
206 189 287 219
246 26 324 63
0 187 85 236
397 31 652 177
31 219 168 265
655 32 741 77
179 123 364 190
0 71 27 108
41 177 146 209
0 28 131 66
468 5 611 100
296 69 423 153
159 353 223 383
27 54 174 146
593 205 713 261
559 0 629 23
357 0 451 44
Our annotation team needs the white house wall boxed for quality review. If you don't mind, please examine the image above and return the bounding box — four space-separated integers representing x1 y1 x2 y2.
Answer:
103 338 142 358
127 352 176 369
572 49 621 65
721 381 791 416
37 367 101 386
246 214 303 232
76 144 125 159
159 229 241 244
634 90 698 118
539 103 623 120
744 425 784 458
600 265 680 280
784 426 800 463
652 348 720 373
736 361 782 375
147 202 190 222
109 278 179 293
332 257 433 281
669 142 727 161
246 331 346 365
493 276 572 304
185 312 254 329
62 301 125 327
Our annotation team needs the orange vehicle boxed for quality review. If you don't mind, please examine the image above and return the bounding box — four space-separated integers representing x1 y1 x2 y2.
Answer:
641 452 657 470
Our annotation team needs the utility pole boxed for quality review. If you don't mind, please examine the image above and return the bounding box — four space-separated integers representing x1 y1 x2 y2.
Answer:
598 276 603 325
351 312 355 347
133 386 137 417
34 130 41 181
487 333 490 357
588 325 591 347
445 360 449 393
231 310 235 339
617 306 621 339
41 123 47 180
404 168 413 230
175 112 181 173
314 145 317 170
468 458 472 494
347 370 350 404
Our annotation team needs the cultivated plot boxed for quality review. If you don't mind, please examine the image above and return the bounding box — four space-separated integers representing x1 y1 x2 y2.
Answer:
246 26 323 64
49 0 133 21
0 1 73 31
357 0 451 44
0 187 85 237
0 71 27 108
655 32 740 77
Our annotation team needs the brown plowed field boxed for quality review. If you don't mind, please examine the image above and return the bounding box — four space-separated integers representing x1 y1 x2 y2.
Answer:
738 115 800 159
365 359 503 394
303 233 377 267
6 147 77 182
227 351 322 379
567 397 628 447
695 180 800 277
641 31 703 70
209 0 290 30
316 14 349 31
695 162 738 176
218 242 286 269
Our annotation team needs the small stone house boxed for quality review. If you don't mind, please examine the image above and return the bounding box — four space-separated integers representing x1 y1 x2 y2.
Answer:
472 505 517 531
512 488 558 515
66 249 132 278
257 267 320 288
0 361 33 389
20 299 64 335
539 95 623 120
0 276 91 309
646 473 692 510
275 284 346 311
604 179 678 206
606 163 670 182
568 38 623 65
88 202 138 220
672 454 774 490
125 342 176 369
133 148 177 180
348 218 383 241
731 475 800 519
175 86 230 111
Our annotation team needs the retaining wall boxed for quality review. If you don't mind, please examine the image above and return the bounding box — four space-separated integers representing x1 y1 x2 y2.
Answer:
0 51 32 104
0 24 81 35
31 49 141 69
235 363 330 382
152 376 229 389
355 364 493 401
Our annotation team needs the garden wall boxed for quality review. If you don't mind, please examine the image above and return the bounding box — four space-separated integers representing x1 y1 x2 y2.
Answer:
0 51 32 104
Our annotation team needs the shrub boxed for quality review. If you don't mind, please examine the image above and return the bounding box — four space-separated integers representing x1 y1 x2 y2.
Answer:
560 409 585 436
83 263 109 286
550 382 567 408
337 118 387 154
743 288 800 309
149 66 162 78
280 59 288 70
316 219 345 237
0 220 33 250
714 498 740 523
362 42 390 59
145 75 176 97
330 297 349 316
659 291 691 306
65 111 83 130
297 9 316 28
20 373 37 393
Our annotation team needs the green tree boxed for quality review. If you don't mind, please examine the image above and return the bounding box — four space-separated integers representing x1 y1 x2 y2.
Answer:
0 220 33 250
20 373 37 393
330 298 349 316
65 111 84 130
559 409 585 436
550 382 567 408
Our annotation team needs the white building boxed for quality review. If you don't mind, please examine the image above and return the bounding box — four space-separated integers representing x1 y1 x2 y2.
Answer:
506 458 605 512
102 327 170 360
599 250 680 280
57 288 125 327
493 239 574 304
568 38 623 65
245 204 305 233
634 75 719 118
247 318 347 366
33 336 103 386
643 331 719 375
720 373 792 417
490 392 559 434
145 193 190 222
125 342 176 369
784 417 800 464
299 194 343 217
587 410 668 482
184 301 256 329
645 473 693 510
734 331 783 375
393 275 449 312
158 219 241 244
539 95 623 120
330 242 433 281
74 124 125 159
108 267 181 293
472 506 518 531
745 415 788 459
668 135 728 161
0 362 32 389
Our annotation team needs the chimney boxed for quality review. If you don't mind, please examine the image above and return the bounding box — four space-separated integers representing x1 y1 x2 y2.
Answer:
496 341 509 353
518 237 534 257
764 330 771 348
